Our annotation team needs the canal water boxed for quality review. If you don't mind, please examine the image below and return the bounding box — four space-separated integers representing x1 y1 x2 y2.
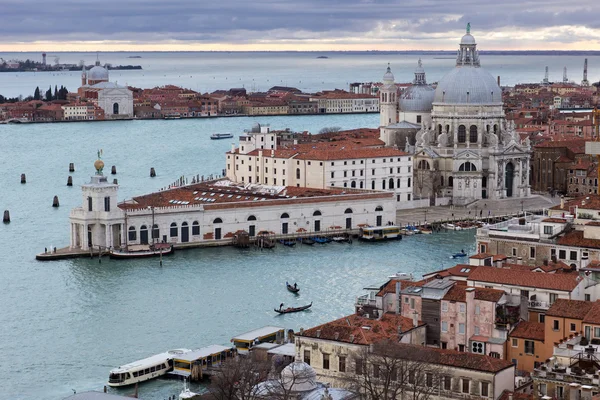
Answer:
0 114 476 399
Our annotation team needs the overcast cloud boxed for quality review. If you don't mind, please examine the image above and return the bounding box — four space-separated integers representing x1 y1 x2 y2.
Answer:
1 0 599 49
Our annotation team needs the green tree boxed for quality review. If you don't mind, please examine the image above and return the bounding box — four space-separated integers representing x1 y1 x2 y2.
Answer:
33 86 40 100
45 86 52 102
53 85 58 100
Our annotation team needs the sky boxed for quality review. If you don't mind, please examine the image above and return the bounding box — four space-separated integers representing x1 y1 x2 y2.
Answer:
2 0 600 51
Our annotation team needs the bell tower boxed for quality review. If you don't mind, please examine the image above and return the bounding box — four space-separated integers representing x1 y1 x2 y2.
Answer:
81 64 87 86
379 63 398 127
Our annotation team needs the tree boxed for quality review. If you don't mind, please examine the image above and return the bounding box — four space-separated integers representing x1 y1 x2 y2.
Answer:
319 126 342 135
347 341 446 400
54 85 58 100
414 159 442 203
206 356 270 400
33 86 40 100
45 86 52 102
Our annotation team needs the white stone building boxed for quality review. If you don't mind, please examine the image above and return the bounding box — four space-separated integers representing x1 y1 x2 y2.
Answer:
380 26 532 205
226 124 414 207
69 159 396 251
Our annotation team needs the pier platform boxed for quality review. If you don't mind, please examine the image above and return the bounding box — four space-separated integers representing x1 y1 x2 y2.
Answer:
35 246 102 261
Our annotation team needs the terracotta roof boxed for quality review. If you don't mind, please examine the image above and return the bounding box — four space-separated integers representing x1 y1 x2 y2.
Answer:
443 285 466 302
469 253 493 260
542 218 568 223
493 254 508 261
297 313 424 345
557 230 600 250
467 266 581 291
509 321 545 342
498 391 535 400
587 221 600 227
442 285 504 303
583 302 600 324
475 287 505 302
546 299 594 319
425 264 478 279
376 278 428 297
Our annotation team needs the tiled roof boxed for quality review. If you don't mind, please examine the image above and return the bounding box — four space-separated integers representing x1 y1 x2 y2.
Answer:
442 285 504 303
467 267 580 291
557 230 600 250
443 285 466 302
425 264 478 279
376 278 429 297
498 391 535 400
546 299 594 319
550 195 600 211
475 287 505 302
469 253 493 260
297 313 424 345
542 218 568 223
509 321 545 341
583 302 600 324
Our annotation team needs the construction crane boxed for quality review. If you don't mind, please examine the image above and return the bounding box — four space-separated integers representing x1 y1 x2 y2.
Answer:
563 67 568 83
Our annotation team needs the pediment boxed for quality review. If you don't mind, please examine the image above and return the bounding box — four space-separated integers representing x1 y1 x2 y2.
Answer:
453 149 481 160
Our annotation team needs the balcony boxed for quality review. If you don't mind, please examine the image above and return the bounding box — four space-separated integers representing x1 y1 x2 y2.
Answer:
355 294 376 307
528 300 551 310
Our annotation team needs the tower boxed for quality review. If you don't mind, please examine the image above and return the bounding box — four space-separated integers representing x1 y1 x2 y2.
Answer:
379 63 398 127
582 59 590 86
542 66 549 85
81 64 87 86
42 53 46 66
563 67 568 83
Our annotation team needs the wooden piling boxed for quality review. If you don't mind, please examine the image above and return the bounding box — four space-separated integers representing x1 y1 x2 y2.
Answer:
52 196 60 207
3 210 10 223
150 167 156 177
69 162 75 172
67 176 73 186
111 165 117 175
21 174 26 184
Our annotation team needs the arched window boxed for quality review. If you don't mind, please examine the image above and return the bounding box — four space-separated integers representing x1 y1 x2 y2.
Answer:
449 176 454 187
397 178 401 188
296 168 300 179
281 213 289 219
313 210 322 216
152 224 159 239
438 125 442 135
458 125 466 143
113 102 119 115
493 124 498 135
170 222 178 237
389 178 394 189
128 226 137 241
344 208 353 214
351 181 356 188
418 160 430 170
441 176 444 187
408 178 411 188
192 221 200 235
247 215 257 221
375 206 383 212
382 179 386 190
213 218 223 224
469 125 477 143
371 181 375 190
445 124 450 133
140 225 148 244
359 181 364 189
458 162 477 172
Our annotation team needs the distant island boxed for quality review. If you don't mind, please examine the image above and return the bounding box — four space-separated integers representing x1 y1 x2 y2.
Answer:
127 56 142 59
0 59 142 73
316 56 329 59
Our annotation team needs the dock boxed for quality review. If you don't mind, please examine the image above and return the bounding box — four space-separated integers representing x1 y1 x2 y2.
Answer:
169 345 235 381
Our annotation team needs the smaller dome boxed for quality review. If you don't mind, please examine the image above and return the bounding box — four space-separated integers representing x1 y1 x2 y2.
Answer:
281 356 317 392
461 33 476 45
88 65 109 82
383 64 395 83
400 85 435 112
94 159 104 172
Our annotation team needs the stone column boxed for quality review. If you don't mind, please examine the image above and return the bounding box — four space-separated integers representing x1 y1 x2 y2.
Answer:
452 118 458 148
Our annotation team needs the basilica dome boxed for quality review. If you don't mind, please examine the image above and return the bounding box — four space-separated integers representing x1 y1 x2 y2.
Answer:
433 26 502 105
400 59 435 112
281 355 318 392
88 61 109 83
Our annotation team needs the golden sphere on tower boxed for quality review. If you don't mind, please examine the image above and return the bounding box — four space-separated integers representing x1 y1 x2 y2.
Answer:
94 159 105 172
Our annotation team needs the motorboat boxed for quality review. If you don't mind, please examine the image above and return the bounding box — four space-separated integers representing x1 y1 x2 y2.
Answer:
109 243 173 259
108 349 192 387
210 133 234 140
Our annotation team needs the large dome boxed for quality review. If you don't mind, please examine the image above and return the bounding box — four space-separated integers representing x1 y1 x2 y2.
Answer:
400 85 435 112
433 65 501 105
281 357 317 392
88 65 109 82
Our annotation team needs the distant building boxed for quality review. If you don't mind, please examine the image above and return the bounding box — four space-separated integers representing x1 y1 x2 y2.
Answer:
78 59 133 119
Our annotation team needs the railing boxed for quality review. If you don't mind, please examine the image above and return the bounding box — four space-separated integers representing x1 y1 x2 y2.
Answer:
528 300 551 310
356 295 376 307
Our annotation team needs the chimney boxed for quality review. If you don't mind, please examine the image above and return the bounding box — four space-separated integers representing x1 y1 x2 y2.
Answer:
560 196 565 209
334 332 340 340
231 143 235 154
349 334 354 343
316 330 321 338
581 255 590 269
271 149 275 157
517 257 523 265
508 394 513 400
497 75 501 86
543 258 549 266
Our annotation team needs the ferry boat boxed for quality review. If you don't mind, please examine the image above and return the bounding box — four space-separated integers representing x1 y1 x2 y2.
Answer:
108 348 191 387
109 243 174 259
210 133 234 140
358 226 402 241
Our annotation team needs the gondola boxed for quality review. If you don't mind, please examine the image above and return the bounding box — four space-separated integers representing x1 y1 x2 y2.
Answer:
286 281 300 293
312 237 331 244
279 239 296 247
274 302 312 314
298 238 315 245
451 251 467 259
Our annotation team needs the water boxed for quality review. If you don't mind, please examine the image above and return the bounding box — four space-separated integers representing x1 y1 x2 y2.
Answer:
1 51 598 98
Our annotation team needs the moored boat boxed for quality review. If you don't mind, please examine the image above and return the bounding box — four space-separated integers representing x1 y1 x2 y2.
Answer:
286 281 299 293
279 239 296 247
274 302 312 314
108 348 192 387
442 223 462 231
312 236 331 244
109 243 173 259
210 133 234 140
298 238 315 245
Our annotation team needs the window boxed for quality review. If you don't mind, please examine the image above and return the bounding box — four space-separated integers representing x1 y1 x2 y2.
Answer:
373 364 380 379
475 304 480 315
458 125 466 143
586 294 591 301
559 249 566 259
441 301 448 312
355 359 363 375
323 353 330 370
443 376 451 391
417 115 422 123
296 168 300 179
553 320 559 331
128 226 136 241
550 293 558 304
331 172 334 178
469 125 478 143
594 327 600 338
474 326 480 335
410 298 415 309
458 162 477 172
459 304 465 313
104 196 110 212
570 251 577 261
152 224 159 239
304 350 311 365
481 382 489 397
338 356 346 372
170 222 178 237
544 225 553 235
459 323 465 334
426 373 433 387
441 321 448 332
530 247 535 259
539 314 545 323
512 248 517 257
192 221 200 235
524 340 535 355
511 338 518 347
570 323 576 332
462 379 470 394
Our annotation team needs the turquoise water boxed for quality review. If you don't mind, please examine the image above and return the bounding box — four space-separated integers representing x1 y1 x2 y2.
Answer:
0 115 476 399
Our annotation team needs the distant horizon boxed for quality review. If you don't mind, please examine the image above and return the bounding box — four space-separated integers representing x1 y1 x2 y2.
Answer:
3 50 600 54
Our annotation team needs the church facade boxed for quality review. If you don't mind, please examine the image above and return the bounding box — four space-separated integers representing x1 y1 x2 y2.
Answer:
379 26 531 206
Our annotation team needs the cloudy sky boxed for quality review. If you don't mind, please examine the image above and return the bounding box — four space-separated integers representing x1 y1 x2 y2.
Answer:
2 0 600 51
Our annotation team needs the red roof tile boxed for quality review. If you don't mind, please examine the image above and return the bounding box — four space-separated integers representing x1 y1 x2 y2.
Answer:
467 267 580 291
583 302 600 324
546 299 594 319
509 321 545 341
557 230 600 250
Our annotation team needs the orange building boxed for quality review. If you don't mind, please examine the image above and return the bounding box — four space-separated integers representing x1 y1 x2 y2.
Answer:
507 321 545 373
